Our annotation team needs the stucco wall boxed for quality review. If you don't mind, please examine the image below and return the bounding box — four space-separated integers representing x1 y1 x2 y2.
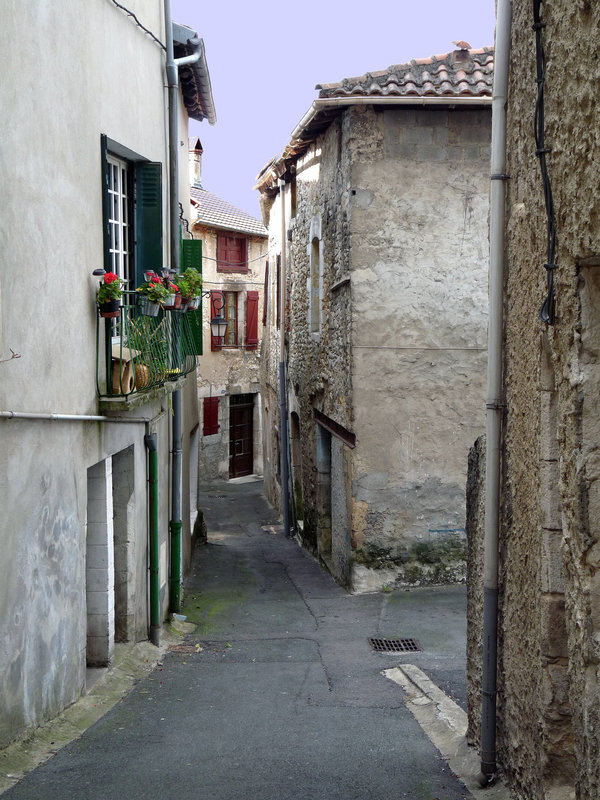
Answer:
259 103 489 592
465 2 600 798
349 106 489 590
0 0 199 747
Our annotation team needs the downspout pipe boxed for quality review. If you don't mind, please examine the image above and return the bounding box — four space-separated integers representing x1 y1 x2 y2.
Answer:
279 179 291 537
479 0 511 784
145 431 161 646
164 0 183 613
170 388 183 612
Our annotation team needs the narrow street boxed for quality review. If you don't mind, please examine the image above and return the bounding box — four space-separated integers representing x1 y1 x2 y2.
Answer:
5 480 475 800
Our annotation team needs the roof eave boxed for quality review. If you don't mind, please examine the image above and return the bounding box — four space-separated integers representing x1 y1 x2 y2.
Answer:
255 95 492 195
193 218 267 237
291 94 492 140
173 23 217 125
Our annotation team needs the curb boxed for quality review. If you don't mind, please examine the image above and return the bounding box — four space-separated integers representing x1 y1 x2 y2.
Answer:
384 665 514 800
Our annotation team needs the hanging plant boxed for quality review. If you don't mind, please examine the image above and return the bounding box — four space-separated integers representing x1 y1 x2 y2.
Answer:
97 272 126 317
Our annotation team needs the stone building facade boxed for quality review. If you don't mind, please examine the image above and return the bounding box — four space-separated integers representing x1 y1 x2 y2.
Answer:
256 48 492 591
466 3 600 799
190 142 268 480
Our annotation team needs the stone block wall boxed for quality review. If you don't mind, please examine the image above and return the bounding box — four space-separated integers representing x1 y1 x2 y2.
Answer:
479 2 600 798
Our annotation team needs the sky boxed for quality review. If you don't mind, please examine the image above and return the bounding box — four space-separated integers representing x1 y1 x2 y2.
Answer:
171 0 497 220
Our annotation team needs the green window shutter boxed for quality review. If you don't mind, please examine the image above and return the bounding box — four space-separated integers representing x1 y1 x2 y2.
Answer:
181 238 202 272
187 307 203 356
181 239 203 355
100 135 111 271
134 162 162 287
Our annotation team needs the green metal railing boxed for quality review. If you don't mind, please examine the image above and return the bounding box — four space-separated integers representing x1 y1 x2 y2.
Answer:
96 292 200 399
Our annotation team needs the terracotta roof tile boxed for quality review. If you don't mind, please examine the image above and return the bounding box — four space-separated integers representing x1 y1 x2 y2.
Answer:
190 187 267 237
316 47 493 99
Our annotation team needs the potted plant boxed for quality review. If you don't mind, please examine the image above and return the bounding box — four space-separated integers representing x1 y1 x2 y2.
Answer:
136 273 170 316
177 268 203 310
163 279 182 310
97 271 126 317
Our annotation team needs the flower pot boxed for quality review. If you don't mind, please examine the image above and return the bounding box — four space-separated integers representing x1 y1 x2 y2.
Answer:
99 298 120 318
164 294 182 310
139 297 160 317
187 296 200 311
135 364 150 390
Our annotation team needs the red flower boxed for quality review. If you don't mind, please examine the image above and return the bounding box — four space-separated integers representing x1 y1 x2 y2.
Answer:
170 284 179 293
150 276 162 284
104 272 119 284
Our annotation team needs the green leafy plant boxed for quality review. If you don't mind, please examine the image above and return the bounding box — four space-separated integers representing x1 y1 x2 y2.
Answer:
177 268 203 299
97 271 126 303
125 315 169 378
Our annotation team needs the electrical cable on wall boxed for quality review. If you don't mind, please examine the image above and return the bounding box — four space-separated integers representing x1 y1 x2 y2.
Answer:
109 0 166 50
179 203 192 237
533 0 557 325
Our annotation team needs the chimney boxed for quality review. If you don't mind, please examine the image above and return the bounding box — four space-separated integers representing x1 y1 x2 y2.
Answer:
189 137 203 188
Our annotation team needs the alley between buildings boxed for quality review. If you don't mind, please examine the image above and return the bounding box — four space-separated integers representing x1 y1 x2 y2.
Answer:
4 480 481 800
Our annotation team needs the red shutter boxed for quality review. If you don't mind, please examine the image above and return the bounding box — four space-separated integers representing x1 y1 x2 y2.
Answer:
262 260 269 326
210 291 222 351
246 291 259 349
217 234 248 272
216 236 226 271
203 397 219 435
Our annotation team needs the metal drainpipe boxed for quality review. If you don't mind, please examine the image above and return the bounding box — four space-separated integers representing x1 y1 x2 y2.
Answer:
478 0 511 785
164 0 184 613
279 179 291 537
170 388 183 612
144 431 161 646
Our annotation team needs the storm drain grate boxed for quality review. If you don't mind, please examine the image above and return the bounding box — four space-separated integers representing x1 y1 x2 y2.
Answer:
368 637 422 653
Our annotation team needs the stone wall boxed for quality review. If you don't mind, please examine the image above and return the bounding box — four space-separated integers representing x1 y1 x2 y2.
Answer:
193 223 267 480
469 2 600 797
260 103 490 591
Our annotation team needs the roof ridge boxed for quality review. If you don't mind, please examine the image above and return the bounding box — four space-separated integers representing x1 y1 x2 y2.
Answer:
190 186 267 236
316 46 494 97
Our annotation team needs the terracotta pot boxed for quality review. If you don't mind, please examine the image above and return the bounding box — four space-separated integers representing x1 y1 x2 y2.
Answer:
99 298 120 318
164 294 182 310
135 364 150 390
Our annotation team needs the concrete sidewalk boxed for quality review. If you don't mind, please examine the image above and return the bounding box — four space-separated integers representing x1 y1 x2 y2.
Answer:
1 479 511 799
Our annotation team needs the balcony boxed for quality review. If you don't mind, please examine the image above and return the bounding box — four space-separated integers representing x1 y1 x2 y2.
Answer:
96 293 202 400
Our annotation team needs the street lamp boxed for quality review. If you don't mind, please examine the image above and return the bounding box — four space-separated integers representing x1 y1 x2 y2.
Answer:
202 290 228 340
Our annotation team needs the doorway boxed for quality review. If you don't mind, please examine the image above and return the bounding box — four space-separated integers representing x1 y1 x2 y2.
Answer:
229 394 254 478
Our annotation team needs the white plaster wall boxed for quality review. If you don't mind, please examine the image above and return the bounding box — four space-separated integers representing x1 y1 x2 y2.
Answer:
0 0 199 747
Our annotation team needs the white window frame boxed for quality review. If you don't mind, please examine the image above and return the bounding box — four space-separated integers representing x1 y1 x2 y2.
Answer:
107 154 131 285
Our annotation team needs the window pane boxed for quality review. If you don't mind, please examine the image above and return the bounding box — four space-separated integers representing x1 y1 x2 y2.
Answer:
224 292 237 346
106 154 131 284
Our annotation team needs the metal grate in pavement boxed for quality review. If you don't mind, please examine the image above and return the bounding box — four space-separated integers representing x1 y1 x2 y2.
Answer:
368 637 422 653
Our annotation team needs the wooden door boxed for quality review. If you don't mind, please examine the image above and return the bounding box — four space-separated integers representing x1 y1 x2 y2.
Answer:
229 397 253 478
